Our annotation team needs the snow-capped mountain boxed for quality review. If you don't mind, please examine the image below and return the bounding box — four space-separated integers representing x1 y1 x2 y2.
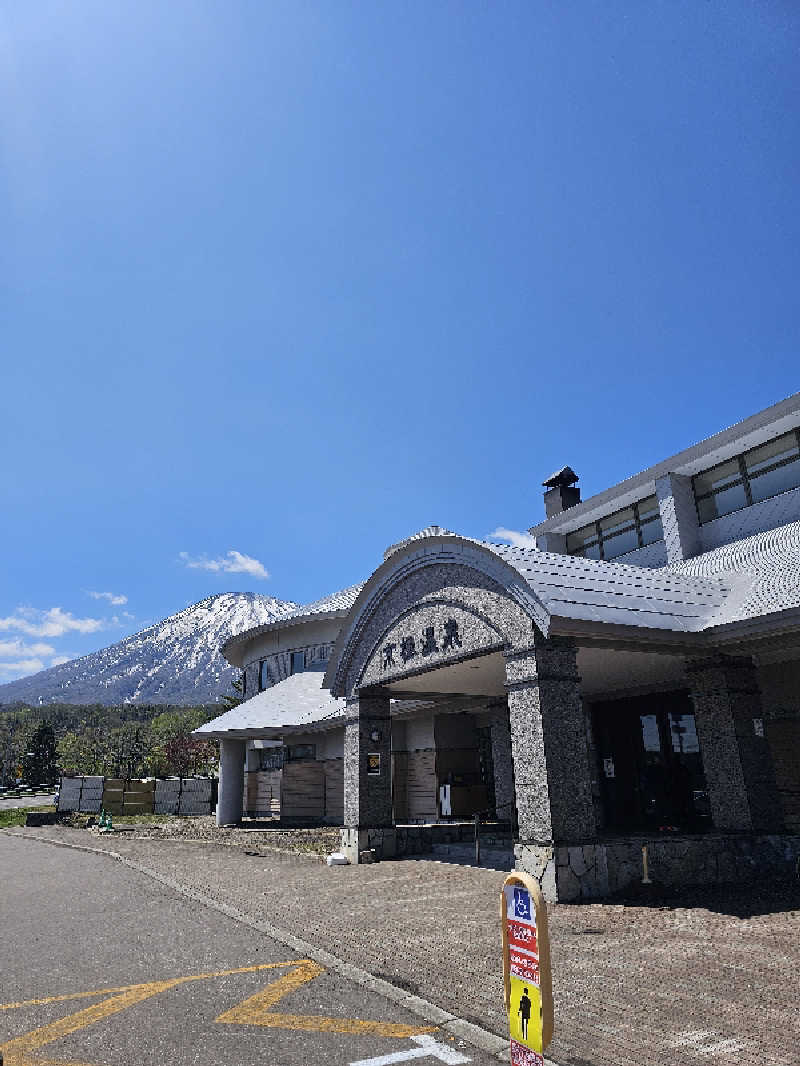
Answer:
0 592 297 707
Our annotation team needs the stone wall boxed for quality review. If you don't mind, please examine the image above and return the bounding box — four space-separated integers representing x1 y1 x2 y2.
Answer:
546 834 800 902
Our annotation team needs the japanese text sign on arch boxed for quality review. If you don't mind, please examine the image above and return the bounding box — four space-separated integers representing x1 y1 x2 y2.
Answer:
501 872 554 1066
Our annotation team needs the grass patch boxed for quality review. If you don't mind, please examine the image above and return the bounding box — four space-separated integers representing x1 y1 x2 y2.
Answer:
0 804 54 829
66 811 185 828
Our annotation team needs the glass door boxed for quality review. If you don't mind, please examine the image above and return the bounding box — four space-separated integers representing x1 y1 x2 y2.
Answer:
592 692 711 833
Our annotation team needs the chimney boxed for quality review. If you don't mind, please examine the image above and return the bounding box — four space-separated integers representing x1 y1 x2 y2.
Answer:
542 466 580 518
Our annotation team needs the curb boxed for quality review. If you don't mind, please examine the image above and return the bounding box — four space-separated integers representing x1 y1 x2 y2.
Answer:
7 830 553 1062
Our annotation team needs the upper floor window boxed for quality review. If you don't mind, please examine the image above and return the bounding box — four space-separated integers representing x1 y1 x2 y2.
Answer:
258 660 272 692
693 431 800 524
566 496 663 560
290 650 306 674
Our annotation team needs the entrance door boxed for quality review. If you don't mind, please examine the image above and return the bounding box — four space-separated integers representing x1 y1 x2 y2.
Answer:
592 691 711 832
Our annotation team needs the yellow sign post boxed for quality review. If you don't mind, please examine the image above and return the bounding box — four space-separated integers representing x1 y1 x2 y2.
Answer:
501 871 553 1066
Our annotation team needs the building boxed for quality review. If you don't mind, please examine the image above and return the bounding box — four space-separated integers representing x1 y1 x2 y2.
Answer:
196 393 800 900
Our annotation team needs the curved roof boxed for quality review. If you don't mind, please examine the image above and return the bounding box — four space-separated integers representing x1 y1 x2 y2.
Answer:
220 582 365 666
383 526 455 561
323 531 739 696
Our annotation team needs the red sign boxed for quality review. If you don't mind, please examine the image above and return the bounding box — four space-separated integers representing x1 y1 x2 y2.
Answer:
509 1039 544 1066
507 919 538 959
509 948 539 985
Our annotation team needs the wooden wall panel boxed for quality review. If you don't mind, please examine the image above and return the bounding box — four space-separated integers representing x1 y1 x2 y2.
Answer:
281 761 325 820
406 750 438 822
323 759 344 824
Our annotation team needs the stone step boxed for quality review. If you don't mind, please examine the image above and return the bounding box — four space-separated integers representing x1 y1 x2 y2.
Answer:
416 842 515 871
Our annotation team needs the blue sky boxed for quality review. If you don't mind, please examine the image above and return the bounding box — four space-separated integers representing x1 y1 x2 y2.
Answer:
1 1 798 681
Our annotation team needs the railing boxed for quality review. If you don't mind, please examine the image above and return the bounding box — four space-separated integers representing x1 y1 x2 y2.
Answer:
473 799 516 866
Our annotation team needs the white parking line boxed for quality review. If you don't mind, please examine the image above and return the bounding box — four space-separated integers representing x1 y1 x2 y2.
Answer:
668 1029 745 1058
349 1033 472 1065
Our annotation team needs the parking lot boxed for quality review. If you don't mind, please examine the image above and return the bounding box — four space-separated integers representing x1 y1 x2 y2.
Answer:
0 834 492 1066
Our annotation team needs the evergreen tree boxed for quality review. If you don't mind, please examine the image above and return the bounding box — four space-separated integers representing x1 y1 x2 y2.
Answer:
218 675 244 711
22 722 58 785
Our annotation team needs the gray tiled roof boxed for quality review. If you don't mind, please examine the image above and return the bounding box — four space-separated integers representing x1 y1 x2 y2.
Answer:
196 668 345 737
195 668 434 737
665 520 800 627
285 582 365 619
485 541 733 633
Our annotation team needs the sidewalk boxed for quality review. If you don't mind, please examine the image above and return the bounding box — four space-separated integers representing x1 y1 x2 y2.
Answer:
10 825 800 1066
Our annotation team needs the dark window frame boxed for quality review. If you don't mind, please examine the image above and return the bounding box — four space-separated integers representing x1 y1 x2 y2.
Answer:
692 429 800 525
287 743 316 761
258 659 271 692
567 497 663 560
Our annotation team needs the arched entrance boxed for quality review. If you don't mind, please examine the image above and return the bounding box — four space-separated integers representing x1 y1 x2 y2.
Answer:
324 533 597 899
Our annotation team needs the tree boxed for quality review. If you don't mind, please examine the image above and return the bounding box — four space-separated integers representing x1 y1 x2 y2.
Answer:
0 716 29 785
218 675 244 711
164 733 218 777
22 722 58 785
146 708 217 776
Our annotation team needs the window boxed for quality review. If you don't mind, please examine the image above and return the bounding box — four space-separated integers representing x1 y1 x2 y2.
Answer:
241 670 247 696
693 431 800 524
567 496 663 560
259 747 286 771
290 650 305 674
288 743 315 761
258 660 271 692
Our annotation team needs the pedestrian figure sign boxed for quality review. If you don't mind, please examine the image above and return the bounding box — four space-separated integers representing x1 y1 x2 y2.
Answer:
501 872 553 1066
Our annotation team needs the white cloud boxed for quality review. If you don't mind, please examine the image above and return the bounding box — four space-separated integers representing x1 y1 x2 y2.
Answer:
50 655 71 667
87 590 128 606
0 657 46 676
0 607 108 638
179 550 270 580
0 639 57 658
488 527 538 549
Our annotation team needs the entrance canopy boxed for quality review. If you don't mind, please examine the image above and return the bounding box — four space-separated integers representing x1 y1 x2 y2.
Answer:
323 531 737 699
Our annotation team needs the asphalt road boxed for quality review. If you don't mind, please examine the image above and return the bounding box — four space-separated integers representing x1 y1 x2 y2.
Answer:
0 834 495 1066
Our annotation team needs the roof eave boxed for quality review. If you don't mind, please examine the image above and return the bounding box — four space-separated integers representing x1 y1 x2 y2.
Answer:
529 392 800 536
221 610 349 668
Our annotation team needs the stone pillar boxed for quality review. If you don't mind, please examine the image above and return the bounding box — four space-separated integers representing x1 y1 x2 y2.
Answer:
488 697 515 821
216 738 246 826
505 636 596 899
687 655 783 833
655 472 701 562
341 692 395 862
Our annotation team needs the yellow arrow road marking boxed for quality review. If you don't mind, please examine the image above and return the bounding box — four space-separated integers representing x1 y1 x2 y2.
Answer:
0 959 434 1062
224 1012 436 1038
215 960 432 1038
16 1058 98 1066
0 980 184 1064
0 960 297 1012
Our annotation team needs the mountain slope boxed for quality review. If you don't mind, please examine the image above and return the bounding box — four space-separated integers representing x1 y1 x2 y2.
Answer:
0 592 297 707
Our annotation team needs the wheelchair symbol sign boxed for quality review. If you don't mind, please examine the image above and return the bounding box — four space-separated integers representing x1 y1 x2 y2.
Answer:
513 887 532 922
